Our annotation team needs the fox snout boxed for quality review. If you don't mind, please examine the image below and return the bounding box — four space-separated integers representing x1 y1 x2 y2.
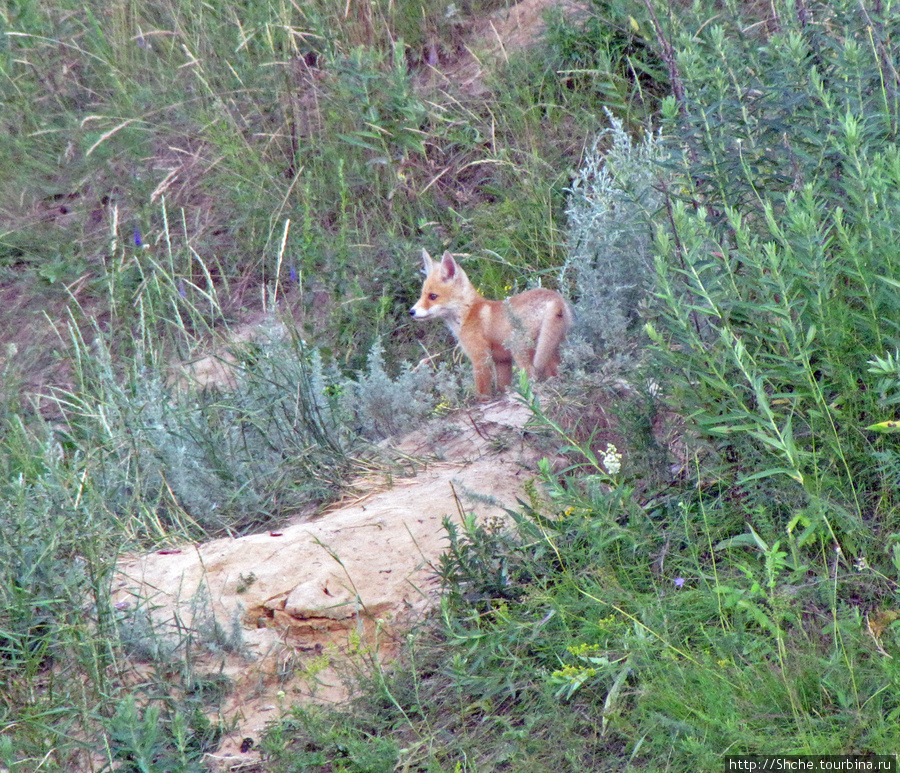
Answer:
411 291 442 319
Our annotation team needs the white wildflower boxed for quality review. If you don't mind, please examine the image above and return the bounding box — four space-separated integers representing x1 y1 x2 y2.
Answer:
601 443 622 476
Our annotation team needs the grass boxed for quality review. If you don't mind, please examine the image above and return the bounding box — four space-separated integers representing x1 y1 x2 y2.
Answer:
259 0 900 769
1 0 604 370
4 0 900 768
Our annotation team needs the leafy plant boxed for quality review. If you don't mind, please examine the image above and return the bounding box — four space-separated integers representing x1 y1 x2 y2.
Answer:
563 114 663 357
105 694 222 773
544 0 667 124
338 338 463 439
646 0 900 543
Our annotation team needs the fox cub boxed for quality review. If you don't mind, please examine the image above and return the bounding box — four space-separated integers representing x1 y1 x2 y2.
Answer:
410 250 573 396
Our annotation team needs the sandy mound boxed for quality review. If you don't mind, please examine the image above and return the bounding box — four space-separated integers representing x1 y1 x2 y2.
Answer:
114 396 551 768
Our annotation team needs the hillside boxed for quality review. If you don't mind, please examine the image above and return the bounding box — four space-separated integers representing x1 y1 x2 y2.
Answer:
3 0 900 770
114 398 547 766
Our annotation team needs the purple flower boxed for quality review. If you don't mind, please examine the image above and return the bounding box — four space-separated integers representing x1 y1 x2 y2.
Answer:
178 278 186 298
290 264 298 283
674 577 685 588
134 227 142 247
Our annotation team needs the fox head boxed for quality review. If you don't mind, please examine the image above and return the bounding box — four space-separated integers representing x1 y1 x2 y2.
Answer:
409 250 474 328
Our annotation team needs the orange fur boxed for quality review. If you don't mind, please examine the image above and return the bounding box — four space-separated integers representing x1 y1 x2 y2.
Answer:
410 250 573 396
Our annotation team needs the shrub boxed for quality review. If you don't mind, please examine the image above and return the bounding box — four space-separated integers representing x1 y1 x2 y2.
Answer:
338 339 462 440
55 326 355 539
646 0 900 542
563 114 663 357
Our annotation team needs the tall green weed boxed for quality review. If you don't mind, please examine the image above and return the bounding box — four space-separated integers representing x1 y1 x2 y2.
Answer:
646 0 900 545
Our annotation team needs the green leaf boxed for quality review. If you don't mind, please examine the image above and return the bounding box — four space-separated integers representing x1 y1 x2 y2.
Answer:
739 467 804 484
865 420 900 433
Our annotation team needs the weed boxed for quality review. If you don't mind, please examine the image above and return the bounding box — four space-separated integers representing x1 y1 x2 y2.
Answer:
338 338 465 439
543 0 667 125
647 0 900 546
563 113 663 359
104 693 222 773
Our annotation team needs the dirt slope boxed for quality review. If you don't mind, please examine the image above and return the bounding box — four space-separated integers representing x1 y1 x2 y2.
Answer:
114 396 551 768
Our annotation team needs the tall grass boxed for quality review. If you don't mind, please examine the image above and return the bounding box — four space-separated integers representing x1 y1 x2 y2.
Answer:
1 0 609 373
647 0 900 545
259 0 900 770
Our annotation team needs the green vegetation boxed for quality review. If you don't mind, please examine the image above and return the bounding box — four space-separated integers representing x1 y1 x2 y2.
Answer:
3 0 900 768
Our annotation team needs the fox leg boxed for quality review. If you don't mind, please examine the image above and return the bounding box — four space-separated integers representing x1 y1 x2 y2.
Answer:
532 316 566 379
471 354 495 396
494 358 513 389
510 348 536 380
544 352 561 377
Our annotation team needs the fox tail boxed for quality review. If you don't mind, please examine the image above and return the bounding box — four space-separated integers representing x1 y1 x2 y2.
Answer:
532 299 574 377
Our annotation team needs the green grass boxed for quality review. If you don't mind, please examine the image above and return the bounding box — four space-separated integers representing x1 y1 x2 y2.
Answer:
1 0 605 370
6 0 900 768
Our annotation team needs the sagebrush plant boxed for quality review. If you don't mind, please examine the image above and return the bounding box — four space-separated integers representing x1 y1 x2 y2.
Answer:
56 304 355 540
339 338 465 440
563 113 662 357
0 423 127 768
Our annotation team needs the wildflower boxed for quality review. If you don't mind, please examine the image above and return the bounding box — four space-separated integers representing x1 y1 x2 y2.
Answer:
855 556 870 572
133 227 142 247
674 577 685 588
601 443 622 476
290 264 298 283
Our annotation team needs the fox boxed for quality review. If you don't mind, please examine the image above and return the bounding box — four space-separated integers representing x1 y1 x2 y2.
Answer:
410 250 573 396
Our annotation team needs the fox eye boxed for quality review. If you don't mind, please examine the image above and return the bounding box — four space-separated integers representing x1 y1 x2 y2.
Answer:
428 293 438 301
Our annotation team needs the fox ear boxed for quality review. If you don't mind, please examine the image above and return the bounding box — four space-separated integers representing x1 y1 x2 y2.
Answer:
440 251 458 280
420 248 436 274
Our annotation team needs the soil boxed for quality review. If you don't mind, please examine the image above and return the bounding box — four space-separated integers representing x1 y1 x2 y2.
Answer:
113 395 556 769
